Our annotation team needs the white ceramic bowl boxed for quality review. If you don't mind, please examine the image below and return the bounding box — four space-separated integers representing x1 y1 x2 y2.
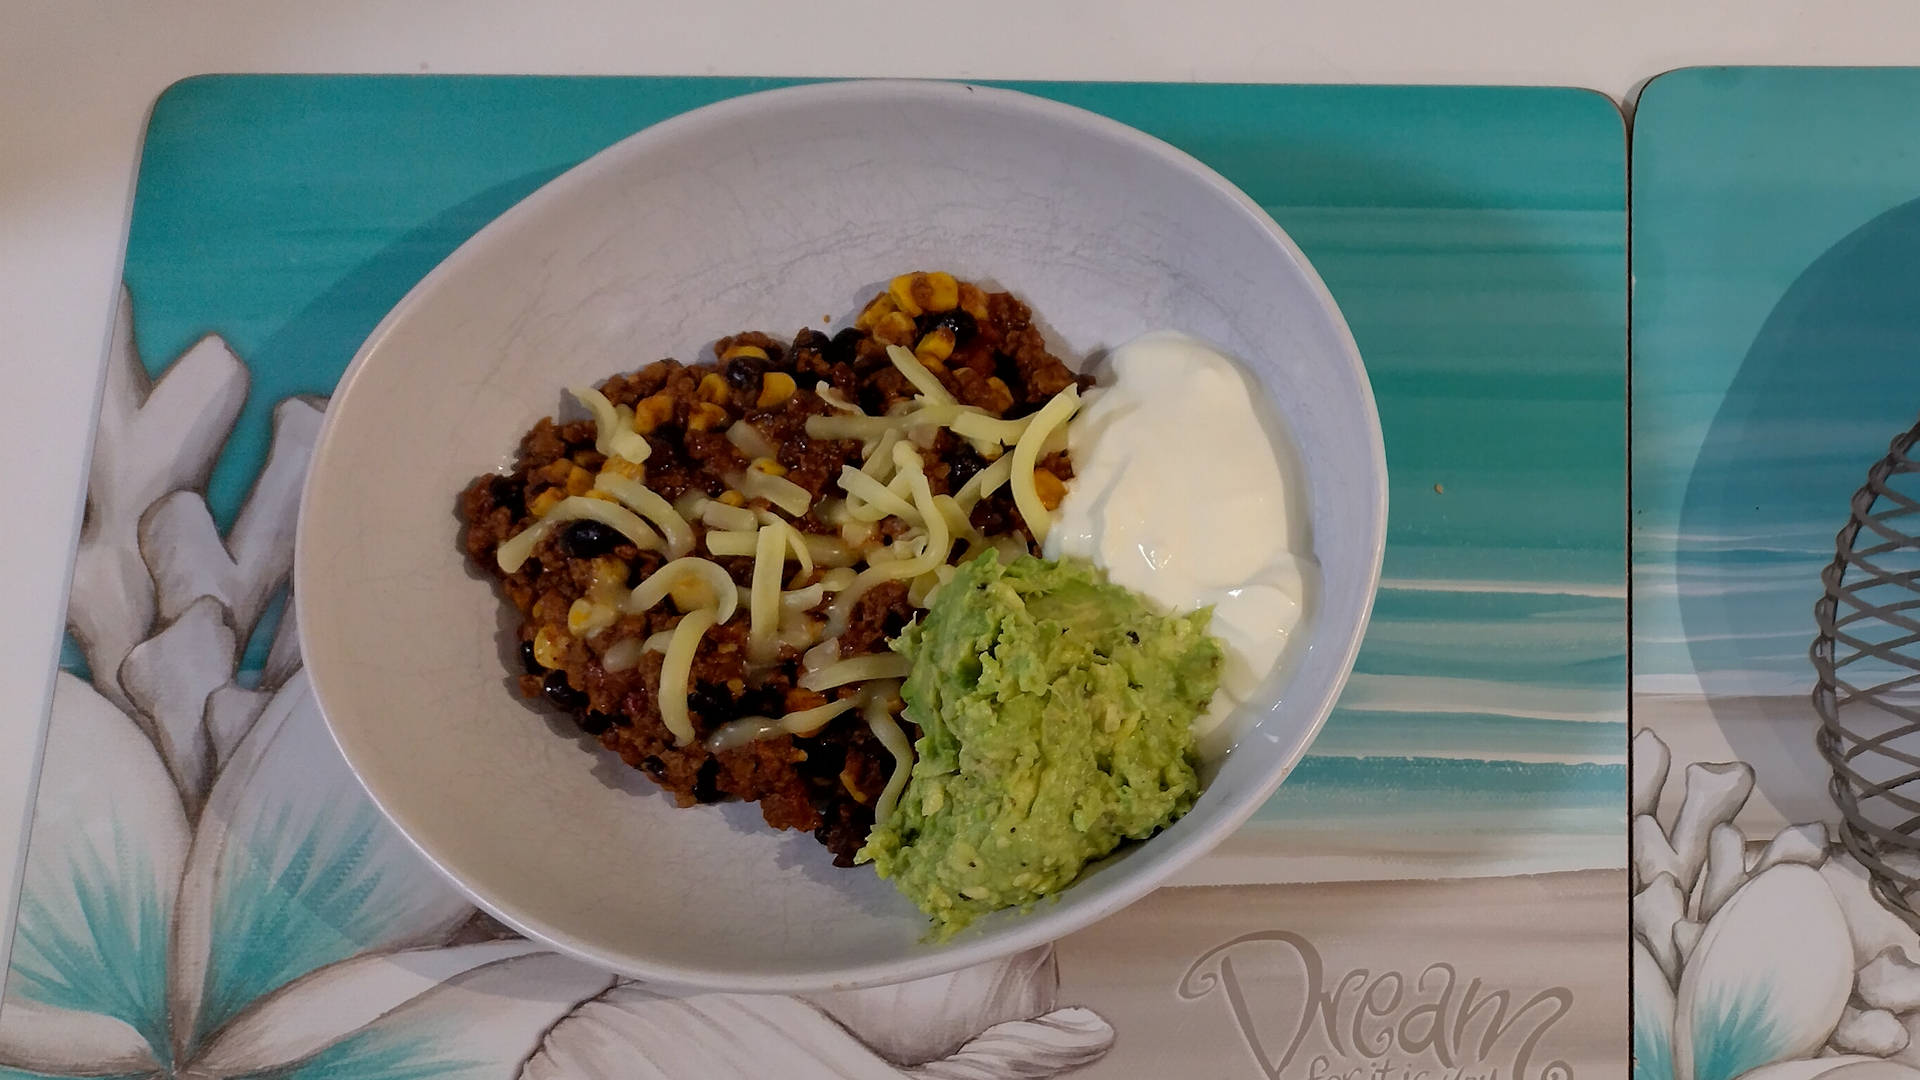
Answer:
297 80 1385 992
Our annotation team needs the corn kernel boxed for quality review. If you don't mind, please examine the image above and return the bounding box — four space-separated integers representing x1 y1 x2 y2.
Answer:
920 271 959 313
540 459 574 483
529 488 565 518
915 327 956 364
854 291 897 330
839 766 870 804
750 456 787 477
632 393 675 434
601 456 645 480
887 274 924 317
720 343 769 363
564 465 594 496
566 602 589 633
889 271 960 317
958 282 989 322
698 373 731 404
592 558 629 590
983 376 1015 414
533 626 569 669
669 576 715 612
1033 469 1067 511
873 310 916 346
718 489 746 507
756 371 797 409
688 402 728 432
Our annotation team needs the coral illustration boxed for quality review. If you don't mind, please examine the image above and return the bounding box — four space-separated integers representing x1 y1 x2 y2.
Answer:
1633 728 1920 1080
0 289 1115 1078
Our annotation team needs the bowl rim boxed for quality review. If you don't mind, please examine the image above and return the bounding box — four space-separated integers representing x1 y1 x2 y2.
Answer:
295 76 1387 993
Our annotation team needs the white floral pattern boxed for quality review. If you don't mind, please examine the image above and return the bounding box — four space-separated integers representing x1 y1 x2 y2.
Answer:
1633 728 1920 1080
0 289 1115 1078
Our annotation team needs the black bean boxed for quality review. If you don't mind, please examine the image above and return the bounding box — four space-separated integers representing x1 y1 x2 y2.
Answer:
793 328 831 356
723 355 766 389
827 327 863 365
944 446 985 491
560 520 620 559
639 756 666 779
794 735 845 779
519 639 544 674
542 670 588 711
577 710 616 735
993 350 1024 392
738 686 784 719
489 476 525 519
692 759 724 804
930 309 977 340
687 682 736 724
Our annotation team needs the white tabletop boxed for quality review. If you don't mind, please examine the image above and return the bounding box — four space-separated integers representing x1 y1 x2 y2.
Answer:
3 0 1916 975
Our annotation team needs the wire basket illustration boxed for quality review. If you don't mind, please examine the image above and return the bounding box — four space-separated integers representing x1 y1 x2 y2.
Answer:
1816 416 1920 928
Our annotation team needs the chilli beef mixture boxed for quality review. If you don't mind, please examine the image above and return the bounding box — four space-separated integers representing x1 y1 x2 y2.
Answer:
460 273 1089 864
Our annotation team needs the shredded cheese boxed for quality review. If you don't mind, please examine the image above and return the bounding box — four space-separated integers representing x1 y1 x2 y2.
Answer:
906 568 943 608
495 496 665 573
770 696 858 737
781 582 827 612
931 493 976 546
798 652 913 691
802 535 860 568
756 509 814 579
571 386 652 464
886 344 956 405
953 453 1015 513
817 566 859 592
777 612 821 651
626 557 738 623
601 636 647 674
862 685 913 825
862 430 904 482
815 383 863 415
801 636 840 676
837 465 921 523
1008 385 1080 544
703 696 862 753
705 530 760 557
949 410 1032 446
658 607 717 746
748 524 785 664
823 445 952 636
732 469 813 517
803 404 966 443
592 473 695 557
701 501 760 532
726 419 778 462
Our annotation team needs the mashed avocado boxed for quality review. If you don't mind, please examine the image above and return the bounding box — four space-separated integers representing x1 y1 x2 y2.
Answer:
858 553 1221 937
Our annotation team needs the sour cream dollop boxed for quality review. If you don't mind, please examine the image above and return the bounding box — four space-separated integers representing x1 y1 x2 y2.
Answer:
1043 331 1311 744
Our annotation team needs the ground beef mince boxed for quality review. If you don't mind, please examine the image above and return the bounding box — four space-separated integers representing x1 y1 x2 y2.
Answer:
459 273 1088 865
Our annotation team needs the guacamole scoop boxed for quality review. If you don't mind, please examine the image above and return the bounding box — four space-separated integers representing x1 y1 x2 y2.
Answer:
859 553 1222 937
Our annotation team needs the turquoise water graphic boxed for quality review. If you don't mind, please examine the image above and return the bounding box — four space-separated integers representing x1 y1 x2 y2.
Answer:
1635 68 1920 699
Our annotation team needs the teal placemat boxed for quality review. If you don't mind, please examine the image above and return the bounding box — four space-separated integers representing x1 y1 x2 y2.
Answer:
1632 66 1920 1080
6 77 1624 1078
